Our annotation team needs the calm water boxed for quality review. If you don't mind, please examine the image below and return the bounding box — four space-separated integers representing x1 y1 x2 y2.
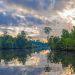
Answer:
0 50 74 75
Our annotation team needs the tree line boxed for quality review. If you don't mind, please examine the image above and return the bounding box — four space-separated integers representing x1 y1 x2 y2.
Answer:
0 31 49 63
0 31 33 63
47 26 75 68
48 26 75 51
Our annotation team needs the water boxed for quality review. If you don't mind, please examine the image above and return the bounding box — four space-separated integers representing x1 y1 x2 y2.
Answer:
0 51 74 75
0 64 62 75
0 63 74 75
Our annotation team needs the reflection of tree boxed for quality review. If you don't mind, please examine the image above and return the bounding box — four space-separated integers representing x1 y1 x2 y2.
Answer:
0 31 33 64
47 26 75 68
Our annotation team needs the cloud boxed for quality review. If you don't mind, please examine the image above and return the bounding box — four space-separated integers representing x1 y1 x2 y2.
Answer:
4 0 74 10
0 1 7 9
4 0 53 10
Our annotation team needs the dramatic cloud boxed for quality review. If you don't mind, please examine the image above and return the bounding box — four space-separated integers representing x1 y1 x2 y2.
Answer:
3 0 74 11
0 0 75 36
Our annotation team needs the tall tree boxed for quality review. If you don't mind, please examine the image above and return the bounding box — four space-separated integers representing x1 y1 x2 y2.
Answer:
44 27 52 40
61 29 70 38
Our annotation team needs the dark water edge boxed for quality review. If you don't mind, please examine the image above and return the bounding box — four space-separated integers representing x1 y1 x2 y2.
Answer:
0 49 75 69
51 50 75 70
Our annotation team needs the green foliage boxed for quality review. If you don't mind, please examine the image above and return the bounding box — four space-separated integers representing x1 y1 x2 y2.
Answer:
48 26 75 67
71 26 75 38
48 36 63 50
47 51 64 63
61 29 70 38
44 27 52 35
1 35 14 49
47 51 75 67
0 31 33 63
48 26 75 50
61 27 75 50
44 27 52 39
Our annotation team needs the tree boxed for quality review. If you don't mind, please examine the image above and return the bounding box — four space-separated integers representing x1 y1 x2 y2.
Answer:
71 26 75 38
0 31 33 63
48 36 63 50
44 27 52 40
0 35 14 49
61 29 70 38
61 28 75 50
15 31 27 49
47 27 75 68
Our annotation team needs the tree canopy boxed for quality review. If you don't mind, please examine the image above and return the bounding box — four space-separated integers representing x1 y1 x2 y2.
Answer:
0 31 33 64
47 26 75 67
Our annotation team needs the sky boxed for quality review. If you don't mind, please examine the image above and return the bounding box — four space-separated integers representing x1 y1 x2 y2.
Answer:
0 0 74 19
0 0 75 37
2 0 75 10
0 0 74 15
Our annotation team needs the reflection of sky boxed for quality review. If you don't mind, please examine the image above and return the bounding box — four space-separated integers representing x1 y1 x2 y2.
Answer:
26 52 48 66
